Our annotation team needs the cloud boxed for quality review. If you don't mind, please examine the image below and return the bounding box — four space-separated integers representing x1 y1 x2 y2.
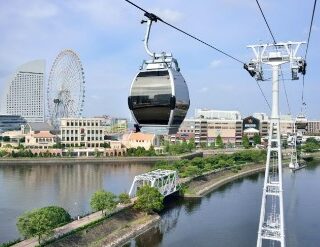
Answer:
67 0 132 29
0 0 58 20
312 25 319 32
199 87 209 93
150 8 184 23
24 2 58 18
209 60 222 68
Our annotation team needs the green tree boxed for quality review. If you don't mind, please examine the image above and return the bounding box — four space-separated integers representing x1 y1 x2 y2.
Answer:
66 148 73 157
17 143 25 150
147 145 156 156
134 185 164 214
3 136 10 142
215 134 224 149
282 139 288 149
242 135 250 149
200 142 207 149
118 192 131 204
253 133 261 145
0 150 8 157
94 148 101 157
90 190 117 215
52 142 62 149
302 137 320 153
103 142 111 148
187 138 196 151
16 206 71 243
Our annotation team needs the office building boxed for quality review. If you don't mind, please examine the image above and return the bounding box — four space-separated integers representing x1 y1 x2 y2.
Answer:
60 117 106 148
1 60 45 122
307 120 320 135
0 115 26 133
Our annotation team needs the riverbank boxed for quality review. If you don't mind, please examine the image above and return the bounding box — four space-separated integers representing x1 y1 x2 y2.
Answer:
44 208 159 247
181 151 320 198
182 163 266 197
0 152 202 165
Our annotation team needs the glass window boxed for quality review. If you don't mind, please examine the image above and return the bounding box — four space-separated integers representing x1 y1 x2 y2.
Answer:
130 70 172 125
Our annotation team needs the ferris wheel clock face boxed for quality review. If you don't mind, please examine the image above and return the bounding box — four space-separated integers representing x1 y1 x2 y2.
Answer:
47 49 85 128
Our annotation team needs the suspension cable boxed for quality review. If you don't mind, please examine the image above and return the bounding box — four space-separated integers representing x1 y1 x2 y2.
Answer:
124 0 272 109
255 0 277 44
124 0 245 64
255 0 291 115
256 81 271 110
301 0 318 108
305 0 318 60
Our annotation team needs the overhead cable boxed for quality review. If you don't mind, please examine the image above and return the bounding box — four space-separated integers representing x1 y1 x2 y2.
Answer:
255 0 291 114
256 81 271 110
301 0 318 107
124 0 245 64
255 0 277 44
124 0 271 109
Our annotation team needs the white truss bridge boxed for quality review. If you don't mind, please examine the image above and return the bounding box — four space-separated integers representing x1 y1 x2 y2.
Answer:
129 169 179 198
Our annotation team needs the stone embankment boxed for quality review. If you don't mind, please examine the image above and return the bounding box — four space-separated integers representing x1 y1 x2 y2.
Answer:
12 203 133 247
0 151 202 165
182 164 266 197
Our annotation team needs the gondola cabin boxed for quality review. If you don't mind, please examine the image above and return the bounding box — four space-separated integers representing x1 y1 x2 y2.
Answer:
128 56 190 134
295 114 308 133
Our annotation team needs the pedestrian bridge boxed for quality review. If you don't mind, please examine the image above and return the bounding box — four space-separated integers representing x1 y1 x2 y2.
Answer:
129 169 179 198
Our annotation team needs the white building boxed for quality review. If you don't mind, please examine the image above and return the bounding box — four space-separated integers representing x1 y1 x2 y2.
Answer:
0 60 45 122
195 109 242 120
122 132 156 150
60 117 106 148
24 122 56 149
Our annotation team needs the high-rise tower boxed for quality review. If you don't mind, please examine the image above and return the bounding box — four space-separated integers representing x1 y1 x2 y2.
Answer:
1 60 45 122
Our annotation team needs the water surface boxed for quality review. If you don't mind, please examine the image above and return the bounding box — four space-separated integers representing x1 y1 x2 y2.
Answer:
0 163 151 243
125 164 320 247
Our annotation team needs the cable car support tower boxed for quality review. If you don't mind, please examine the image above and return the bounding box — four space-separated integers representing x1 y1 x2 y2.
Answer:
246 41 306 247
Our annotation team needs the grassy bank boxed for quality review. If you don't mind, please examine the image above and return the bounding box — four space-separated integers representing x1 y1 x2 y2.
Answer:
183 163 265 197
154 149 266 178
42 208 159 247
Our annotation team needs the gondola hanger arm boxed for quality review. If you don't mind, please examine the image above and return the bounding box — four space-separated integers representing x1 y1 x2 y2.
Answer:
142 19 155 58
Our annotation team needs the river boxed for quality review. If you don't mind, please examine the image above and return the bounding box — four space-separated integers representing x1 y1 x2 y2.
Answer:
0 163 151 244
124 163 320 247
1 163 319 246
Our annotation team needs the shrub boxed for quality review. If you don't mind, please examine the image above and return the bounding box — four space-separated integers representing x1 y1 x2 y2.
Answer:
90 190 117 214
118 192 131 204
16 206 71 243
134 185 164 214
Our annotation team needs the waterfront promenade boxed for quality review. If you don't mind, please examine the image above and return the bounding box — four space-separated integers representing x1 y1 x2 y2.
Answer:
13 203 132 247
0 152 202 165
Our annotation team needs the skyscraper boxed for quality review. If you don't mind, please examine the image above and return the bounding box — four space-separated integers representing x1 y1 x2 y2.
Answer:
0 60 45 122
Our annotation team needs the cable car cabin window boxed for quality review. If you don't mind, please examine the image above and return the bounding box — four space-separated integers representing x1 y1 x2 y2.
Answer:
130 70 172 125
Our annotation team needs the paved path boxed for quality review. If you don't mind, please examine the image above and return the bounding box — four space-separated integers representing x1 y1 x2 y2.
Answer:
13 203 132 247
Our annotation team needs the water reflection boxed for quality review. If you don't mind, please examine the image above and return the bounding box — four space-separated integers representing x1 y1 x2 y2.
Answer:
0 163 150 244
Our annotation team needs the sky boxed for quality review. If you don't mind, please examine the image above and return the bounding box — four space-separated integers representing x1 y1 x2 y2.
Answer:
0 0 319 120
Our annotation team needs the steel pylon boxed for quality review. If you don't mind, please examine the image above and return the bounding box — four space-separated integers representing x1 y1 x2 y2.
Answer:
246 42 306 247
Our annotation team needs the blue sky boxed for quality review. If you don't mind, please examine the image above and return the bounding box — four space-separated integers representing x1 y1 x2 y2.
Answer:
0 0 319 119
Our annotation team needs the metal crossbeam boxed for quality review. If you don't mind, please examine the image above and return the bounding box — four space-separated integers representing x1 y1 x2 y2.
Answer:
129 169 179 197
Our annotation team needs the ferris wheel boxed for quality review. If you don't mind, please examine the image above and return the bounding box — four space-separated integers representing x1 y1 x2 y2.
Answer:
47 49 85 128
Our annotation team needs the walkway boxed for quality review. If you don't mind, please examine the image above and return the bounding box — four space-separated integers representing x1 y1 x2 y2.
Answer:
13 203 132 247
